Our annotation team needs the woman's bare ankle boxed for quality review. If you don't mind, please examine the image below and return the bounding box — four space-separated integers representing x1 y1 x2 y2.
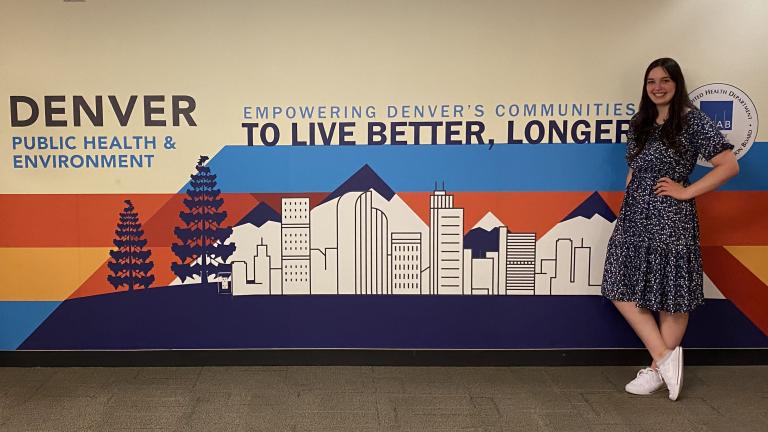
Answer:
653 348 672 365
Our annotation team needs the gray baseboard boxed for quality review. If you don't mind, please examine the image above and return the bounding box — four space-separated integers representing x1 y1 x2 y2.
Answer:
2 348 767 367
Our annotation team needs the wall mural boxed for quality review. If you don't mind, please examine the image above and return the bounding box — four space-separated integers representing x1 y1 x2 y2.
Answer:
1 1 766 351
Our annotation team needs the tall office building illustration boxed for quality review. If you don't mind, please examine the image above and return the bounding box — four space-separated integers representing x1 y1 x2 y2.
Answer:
281 198 311 294
354 191 389 294
429 185 464 295
391 232 421 294
550 238 573 295
498 228 536 295
232 241 272 296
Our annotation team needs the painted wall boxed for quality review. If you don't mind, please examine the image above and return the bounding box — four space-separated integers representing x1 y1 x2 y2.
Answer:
1 0 766 350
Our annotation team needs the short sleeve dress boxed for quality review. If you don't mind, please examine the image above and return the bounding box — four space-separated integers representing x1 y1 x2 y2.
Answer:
601 109 733 312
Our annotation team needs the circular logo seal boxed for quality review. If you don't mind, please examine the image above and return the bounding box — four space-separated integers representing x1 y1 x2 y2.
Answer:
689 83 758 167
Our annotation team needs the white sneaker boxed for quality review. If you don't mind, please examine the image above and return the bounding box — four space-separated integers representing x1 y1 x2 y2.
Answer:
658 346 684 401
625 367 665 395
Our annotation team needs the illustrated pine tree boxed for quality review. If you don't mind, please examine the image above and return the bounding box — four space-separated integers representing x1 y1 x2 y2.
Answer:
171 155 236 284
107 200 155 291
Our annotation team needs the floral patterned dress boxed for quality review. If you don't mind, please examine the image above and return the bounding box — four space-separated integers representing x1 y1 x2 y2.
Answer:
601 109 733 312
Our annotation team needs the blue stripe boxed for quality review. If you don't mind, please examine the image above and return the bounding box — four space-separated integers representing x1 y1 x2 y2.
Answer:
18 288 768 349
0 301 60 350
200 142 768 193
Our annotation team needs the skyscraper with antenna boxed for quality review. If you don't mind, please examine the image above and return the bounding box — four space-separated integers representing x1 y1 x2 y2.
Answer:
429 182 464 295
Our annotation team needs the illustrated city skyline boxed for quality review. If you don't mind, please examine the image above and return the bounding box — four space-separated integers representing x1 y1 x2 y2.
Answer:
164 164 660 298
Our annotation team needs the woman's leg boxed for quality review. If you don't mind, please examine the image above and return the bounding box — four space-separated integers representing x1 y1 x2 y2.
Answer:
659 311 689 347
648 312 688 368
613 301 671 364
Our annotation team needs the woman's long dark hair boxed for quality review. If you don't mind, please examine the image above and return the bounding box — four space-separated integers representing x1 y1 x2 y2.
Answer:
628 58 696 160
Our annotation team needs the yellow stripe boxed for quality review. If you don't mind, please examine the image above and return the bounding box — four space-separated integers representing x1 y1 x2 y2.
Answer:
724 246 768 287
0 248 110 301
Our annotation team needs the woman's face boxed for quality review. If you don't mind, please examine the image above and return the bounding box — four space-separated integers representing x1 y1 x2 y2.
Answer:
646 66 676 107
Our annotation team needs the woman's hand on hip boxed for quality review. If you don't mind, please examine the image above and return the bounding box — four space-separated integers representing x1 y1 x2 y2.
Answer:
654 177 691 200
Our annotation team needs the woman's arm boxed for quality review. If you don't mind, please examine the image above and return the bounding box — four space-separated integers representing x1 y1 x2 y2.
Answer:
626 168 633 188
654 150 739 200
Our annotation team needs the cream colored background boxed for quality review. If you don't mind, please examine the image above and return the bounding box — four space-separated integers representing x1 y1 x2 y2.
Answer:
1 0 766 193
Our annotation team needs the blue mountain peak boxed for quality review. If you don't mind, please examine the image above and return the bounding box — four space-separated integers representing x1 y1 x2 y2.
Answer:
321 164 396 204
236 202 282 227
561 191 616 223
464 226 500 259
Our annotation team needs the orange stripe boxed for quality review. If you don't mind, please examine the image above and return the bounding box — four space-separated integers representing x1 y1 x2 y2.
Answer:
702 246 768 336
724 246 768 286
0 194 171 247
68 247 178 299
697 192 768 246
0 193 258 247
0 247 111 300
2 191 766 247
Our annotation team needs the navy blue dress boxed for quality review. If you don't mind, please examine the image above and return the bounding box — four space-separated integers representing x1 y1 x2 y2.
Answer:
601 109 733 312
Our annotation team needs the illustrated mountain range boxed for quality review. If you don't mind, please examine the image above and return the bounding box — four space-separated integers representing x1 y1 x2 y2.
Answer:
18 163 768 350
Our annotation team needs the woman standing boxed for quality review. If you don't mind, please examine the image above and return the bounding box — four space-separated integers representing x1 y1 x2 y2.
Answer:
601 58 739 401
